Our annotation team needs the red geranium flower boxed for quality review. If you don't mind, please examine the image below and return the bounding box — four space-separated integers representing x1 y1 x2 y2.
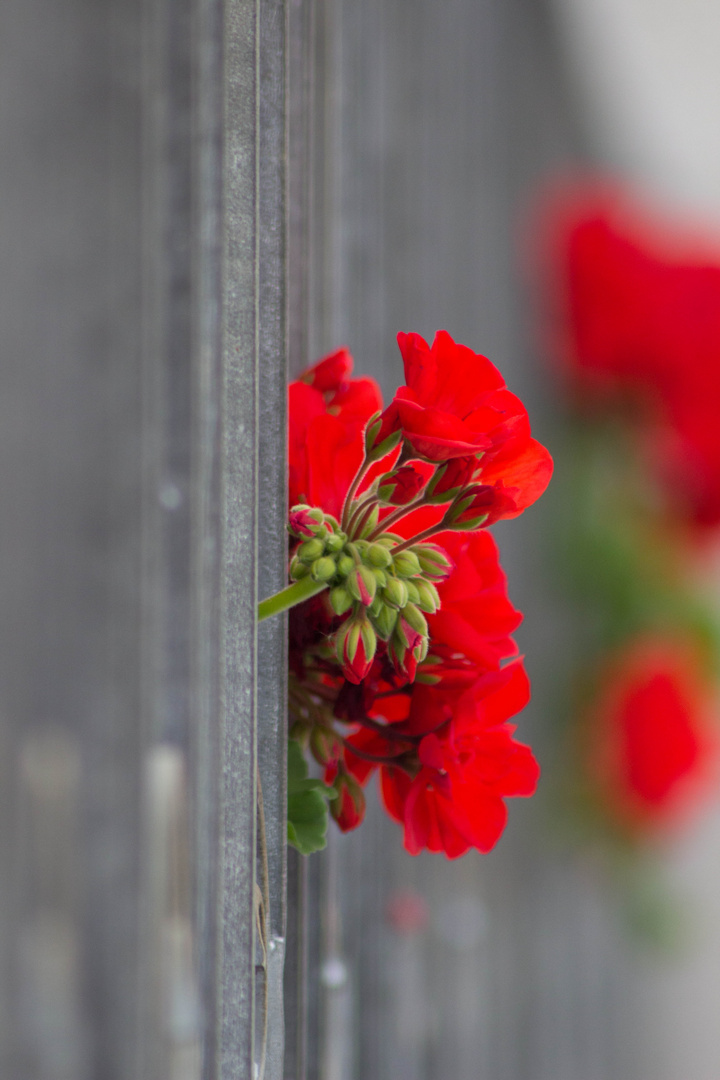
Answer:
289 350 384 518
542 185 720 526
370 662 538 857
428 530 522 672
299 346 353 392
587 637 718 831
334 531 536 855
393 331 553 519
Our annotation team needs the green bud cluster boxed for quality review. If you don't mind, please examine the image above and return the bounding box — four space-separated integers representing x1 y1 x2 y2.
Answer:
288 504 452 686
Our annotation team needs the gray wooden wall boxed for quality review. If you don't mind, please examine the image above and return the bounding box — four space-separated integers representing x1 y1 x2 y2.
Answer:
0 0 288 1076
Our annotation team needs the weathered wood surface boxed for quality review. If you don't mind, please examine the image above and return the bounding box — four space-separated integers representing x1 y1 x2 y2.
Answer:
0 0 288 1076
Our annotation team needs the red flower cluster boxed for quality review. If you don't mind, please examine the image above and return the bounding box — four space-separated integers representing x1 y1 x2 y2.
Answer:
544 185 720 528
538 182 720 842
287 332 551 856
587 638 717 831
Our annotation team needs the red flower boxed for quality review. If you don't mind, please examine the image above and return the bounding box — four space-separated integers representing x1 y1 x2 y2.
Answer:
587 637 717 830
393 331 553 518
288 350 384 518
543 185 720 526
377 663 539 857
428 530 522 672
300 346 353 393
336 531 534 856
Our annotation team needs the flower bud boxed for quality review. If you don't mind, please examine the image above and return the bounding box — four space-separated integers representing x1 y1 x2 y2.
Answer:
371 602 398 641
414 579 441 613
365 402 402 460
310 726 342 767
336 615 377 684
424 456 479 503
374 533 403 548
289 504 325 537
366 543 392 569
329 585 354 616
401 602 428 638
336 554 354 578
393 550 422 578
290 555 310 580
389 615 427 684
377 463 427 506
297 537 325 563
325 531 345 553
369 594 384 618
404 580 420 605
330 771 366 831
413 543 453 580
347 564 377 606
311 556 337 583
382 576 408 609
443 484 515 530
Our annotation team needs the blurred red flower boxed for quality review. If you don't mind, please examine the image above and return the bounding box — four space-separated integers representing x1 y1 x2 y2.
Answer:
587 637 718 830
543 185 720 527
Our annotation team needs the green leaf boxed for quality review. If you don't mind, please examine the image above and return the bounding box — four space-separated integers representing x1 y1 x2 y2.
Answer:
287 739 337 855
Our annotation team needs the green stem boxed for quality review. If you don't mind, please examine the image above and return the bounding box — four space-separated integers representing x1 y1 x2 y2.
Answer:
391 522 448 555
341 453 374 531
349 498 380 540
257 576 328 622
366 492 430 541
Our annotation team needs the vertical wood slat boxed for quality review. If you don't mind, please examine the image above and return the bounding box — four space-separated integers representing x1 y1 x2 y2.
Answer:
221 1 287 1077
0 0 287 1074
220 0 261 1074
256 0 289 1074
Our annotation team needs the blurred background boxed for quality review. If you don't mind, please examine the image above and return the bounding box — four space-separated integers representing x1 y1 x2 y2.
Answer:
296 0 720 1078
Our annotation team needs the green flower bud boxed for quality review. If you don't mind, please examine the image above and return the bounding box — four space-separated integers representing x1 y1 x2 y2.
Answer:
311 556 337 583
372 568 387 589
415 579 441 613
371 602 398 641
325 531 345 553
297 537 325 563
336 554 355 578
393 550 422 578
401 602 428 637
366 543 392 569
329 585 354 616
414 547 451 580
290 556 310 580
310 726 342 767
347 564 377 606
293 504 322 520
375 532 404 547
369 593 384 618
404 580 420 605
382 576 408 609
